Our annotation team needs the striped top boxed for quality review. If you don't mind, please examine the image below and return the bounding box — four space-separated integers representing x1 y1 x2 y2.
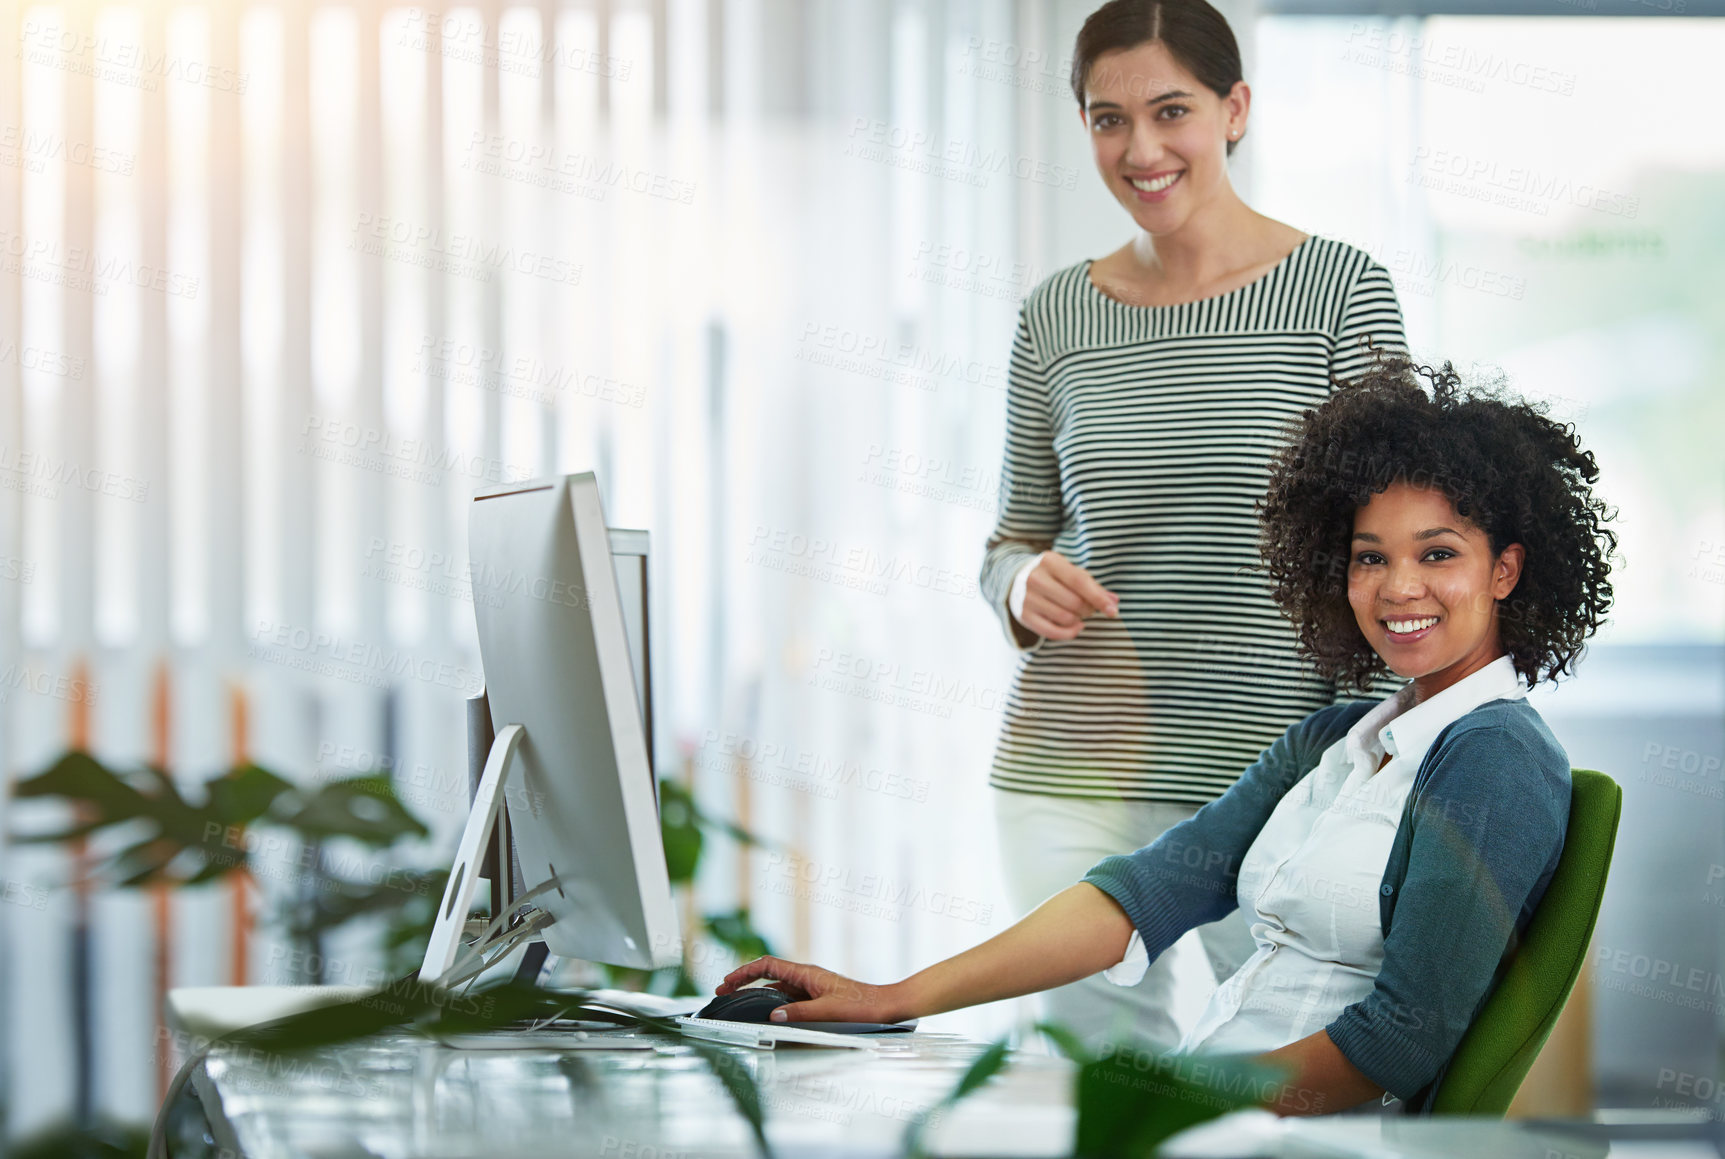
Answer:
981 236 1408 805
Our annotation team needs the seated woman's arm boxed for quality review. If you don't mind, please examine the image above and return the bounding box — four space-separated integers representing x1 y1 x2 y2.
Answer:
719 883 1134 1023
1257 1029 1385 1115
718 703 1368 1024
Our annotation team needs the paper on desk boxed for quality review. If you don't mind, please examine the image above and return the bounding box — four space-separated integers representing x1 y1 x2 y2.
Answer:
583 988 704 1018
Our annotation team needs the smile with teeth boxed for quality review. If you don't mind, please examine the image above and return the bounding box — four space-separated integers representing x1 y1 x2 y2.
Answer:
1384 616 1440 635
1129 172 1181 193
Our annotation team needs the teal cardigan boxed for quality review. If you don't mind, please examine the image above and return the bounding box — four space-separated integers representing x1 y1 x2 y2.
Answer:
1082 697 1571 1109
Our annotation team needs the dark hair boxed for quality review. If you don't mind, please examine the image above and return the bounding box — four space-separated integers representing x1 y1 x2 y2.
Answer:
1071 0 1246 156
1257 358 1617 691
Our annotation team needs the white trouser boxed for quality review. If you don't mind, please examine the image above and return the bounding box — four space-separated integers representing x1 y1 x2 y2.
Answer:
992 787 1258 1053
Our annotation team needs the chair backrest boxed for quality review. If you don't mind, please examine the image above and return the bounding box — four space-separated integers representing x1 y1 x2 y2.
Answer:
1427 768 1622 1116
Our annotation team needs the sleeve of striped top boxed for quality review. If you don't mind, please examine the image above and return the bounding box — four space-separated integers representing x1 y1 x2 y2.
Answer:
979 307 1064 651
1330 259 1409 382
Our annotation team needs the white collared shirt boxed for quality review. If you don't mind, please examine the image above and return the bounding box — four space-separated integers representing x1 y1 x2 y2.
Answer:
1104 655 1529 1058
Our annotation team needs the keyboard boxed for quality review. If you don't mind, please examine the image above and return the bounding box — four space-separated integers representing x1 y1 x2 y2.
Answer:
675 1015 916 1050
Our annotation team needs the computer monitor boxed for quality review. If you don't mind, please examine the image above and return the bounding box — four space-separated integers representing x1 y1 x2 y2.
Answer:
419 473 681 983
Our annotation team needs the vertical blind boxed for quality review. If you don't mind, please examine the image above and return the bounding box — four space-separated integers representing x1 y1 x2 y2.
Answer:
1 0 1144 1130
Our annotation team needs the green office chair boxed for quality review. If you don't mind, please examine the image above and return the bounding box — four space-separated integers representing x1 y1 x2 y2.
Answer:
1426 768 1622 1116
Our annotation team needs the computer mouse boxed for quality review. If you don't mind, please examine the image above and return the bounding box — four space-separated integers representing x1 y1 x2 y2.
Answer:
696 986 794 1023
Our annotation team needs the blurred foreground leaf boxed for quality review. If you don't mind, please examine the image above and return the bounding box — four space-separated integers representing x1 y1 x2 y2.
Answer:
681 1038 771 1158
196 978 774 1158
1074 1040 1284 1158
905 1038 1011 1159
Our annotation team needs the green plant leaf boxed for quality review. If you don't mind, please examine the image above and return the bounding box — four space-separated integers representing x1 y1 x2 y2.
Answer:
274 775 428 846
658 778 780 885
11 752 254 884
702 907 773 962
205 762 296 828
904 1037 1011 1159
13 751 157 826
948 1038 1012 1104
284 869 445 944
232 977 453 1051
659 781 704 883
130 762 269 850
664 963 702 997
135 764 192 809
671 779 773 849
1034 1021 1094 1065
1073 1041 1282 1158
109 837 184 888
182 853 247 886
14 750 127 799
680 1037 773 1159
379 868 448 976
204 979 776 1159
21 750 779 1159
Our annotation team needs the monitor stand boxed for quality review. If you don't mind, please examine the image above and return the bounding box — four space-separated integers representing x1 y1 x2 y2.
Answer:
420 723 532 985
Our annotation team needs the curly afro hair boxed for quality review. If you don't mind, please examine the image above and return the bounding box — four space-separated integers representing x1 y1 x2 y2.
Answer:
1257 358 1617 692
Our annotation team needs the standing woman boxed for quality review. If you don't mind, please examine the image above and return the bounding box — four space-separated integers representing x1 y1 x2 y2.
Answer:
982 0 1407 1049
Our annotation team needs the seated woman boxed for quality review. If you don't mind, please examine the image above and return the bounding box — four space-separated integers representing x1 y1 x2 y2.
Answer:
714 359 1617 1115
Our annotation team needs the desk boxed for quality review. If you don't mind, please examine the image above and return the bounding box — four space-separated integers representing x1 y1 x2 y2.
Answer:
192 1030 1067 1158
188 1030 1713 1159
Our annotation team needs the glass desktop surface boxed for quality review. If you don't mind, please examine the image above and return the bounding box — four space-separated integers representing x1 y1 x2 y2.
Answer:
196 1030 1067 1159
196 1031 1721 1159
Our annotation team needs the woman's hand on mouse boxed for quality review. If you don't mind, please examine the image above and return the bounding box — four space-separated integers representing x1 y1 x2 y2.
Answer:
715 955 907 1023
1013 551 1119 641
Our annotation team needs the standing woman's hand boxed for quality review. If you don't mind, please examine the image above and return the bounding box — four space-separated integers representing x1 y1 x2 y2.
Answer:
1010 551 1120 641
